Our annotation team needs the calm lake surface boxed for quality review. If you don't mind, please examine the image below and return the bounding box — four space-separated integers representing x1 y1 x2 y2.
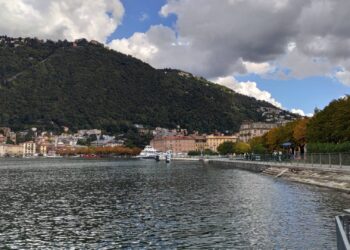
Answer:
0 159 349 249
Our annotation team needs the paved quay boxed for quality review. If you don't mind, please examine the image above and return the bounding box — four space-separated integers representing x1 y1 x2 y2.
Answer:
174 157 350 192
208 158 350 173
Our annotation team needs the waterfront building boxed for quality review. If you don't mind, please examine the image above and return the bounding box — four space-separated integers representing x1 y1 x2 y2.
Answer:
22 141 36 157
0 144 24 157
238 121 279 142
206 134 238 152
0 145 5 156
194 136 207 152
150 135 197 154
37 143 49 156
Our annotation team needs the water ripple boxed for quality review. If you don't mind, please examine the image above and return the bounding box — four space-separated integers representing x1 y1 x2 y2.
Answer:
0 158 348 249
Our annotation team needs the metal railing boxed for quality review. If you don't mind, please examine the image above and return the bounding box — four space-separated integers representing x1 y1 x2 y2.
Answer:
231 153 350 169
336 210 350 250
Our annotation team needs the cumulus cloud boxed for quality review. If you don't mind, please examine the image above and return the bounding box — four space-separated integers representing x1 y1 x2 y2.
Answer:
290 109 313 117
2 0 350 88
0 0 124 41
242 61 274 75
335 69 350 87
108 0 350 87
213 76 282 108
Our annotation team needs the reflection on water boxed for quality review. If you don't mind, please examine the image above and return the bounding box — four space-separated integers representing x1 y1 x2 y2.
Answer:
0 158 348 248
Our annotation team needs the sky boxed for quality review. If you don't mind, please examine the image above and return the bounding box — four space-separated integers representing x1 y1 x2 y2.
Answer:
0 0 349 116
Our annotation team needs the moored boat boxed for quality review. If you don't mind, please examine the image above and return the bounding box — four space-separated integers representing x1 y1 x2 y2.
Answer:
165 150 172 163
137 145 159 159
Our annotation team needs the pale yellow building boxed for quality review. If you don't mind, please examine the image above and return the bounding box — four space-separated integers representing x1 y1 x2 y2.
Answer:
206 134 238 152
37 143 48 156
194 136 207 152
21 141 36 157
0 144 24 157
239 121 279 142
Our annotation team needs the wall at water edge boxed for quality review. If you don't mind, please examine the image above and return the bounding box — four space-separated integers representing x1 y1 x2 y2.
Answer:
208 160 269 172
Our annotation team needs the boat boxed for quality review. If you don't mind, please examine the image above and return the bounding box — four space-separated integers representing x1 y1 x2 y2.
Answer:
137 145 159 159
165 150 172 163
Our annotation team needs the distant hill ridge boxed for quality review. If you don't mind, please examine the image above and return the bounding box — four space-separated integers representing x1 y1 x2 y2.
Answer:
0 36 297 133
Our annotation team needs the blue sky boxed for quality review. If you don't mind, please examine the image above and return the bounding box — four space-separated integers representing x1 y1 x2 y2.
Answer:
1 0 349 116
106 0 350 116
110 0 176 41
235 75 349 114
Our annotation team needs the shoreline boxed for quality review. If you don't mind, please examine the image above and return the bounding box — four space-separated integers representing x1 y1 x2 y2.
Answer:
174 158 350 193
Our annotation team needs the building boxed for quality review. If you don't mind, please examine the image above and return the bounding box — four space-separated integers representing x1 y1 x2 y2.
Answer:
0 127 11 137
153 127 187 137
0 145 4 156
206 134 238 152
238 121 279 142
0 134 5 144
151 134 239 154
0 144 23 157
150 135 197 154
194 136 207 152
37 143 49 156
22 141 36 157
77 129 102 137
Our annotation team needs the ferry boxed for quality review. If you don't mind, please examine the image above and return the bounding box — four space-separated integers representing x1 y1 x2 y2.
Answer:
137 145 159 159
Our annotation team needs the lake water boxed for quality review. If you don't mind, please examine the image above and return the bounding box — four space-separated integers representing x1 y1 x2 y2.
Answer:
0 159 349 249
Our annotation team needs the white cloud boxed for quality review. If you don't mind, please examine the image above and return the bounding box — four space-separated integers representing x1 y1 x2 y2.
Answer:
108 0 350 87
242 61 274 75
109 31 159 61
109 25 222 76
0 0 124 42
2 0 350 89
335 69 350 86
290 108 313 117
213 76 282 108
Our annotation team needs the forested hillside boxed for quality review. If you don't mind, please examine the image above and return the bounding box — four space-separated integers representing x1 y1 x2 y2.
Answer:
0 36 294 133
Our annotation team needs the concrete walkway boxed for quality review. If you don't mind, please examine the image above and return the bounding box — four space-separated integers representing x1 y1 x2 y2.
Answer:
209 158 350 173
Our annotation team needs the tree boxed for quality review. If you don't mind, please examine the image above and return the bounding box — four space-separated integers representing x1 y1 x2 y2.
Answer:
265 121 297 150
307 96 350 143
217 141 235 155
293 118 309 145
234 142 251 154
249 137 267 154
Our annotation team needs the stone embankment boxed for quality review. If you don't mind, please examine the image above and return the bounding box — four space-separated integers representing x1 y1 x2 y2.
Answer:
207 159 350 193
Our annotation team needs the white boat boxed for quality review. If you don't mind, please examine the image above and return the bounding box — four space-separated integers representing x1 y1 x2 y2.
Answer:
137 145 159 159
165 150 172 163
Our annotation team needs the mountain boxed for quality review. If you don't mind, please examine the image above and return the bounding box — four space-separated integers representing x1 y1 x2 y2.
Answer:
0 36 297 133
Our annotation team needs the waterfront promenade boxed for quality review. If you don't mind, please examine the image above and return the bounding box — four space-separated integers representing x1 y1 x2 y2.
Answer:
174 156 350 192
209 158 350 173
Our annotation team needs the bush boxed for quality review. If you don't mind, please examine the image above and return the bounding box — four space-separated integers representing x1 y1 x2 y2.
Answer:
188 150 201 156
